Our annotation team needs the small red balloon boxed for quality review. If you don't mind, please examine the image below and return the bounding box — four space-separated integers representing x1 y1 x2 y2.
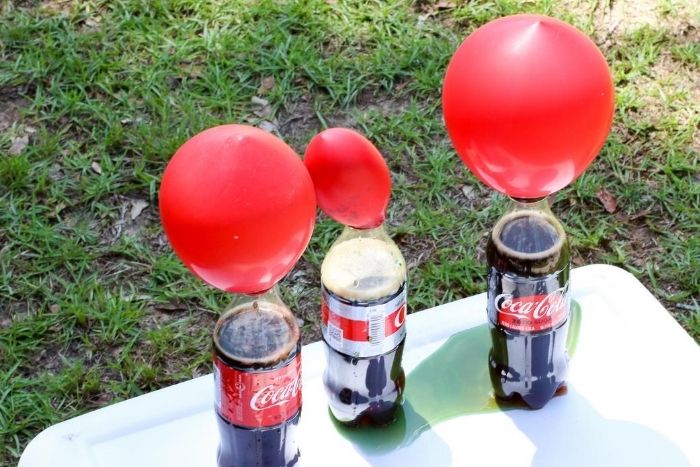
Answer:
304 128 391 229
159 125 316 294
442 14 615 198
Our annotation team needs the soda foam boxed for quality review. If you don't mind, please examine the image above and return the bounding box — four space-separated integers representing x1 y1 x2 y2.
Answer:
321 237 405 302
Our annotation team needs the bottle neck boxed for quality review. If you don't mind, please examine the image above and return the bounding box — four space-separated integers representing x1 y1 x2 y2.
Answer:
488 195 569 275
506 196 552 214
337 223 389 242
215 283 300 369
226 284 285 311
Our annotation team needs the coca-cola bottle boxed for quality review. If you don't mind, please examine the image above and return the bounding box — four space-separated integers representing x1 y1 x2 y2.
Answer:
213 286 302 467
321 224 407 426
486 197 570 409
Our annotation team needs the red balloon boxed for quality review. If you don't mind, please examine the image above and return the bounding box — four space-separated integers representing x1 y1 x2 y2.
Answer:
304 128 391 229
442 14 615 198
159 125 316 294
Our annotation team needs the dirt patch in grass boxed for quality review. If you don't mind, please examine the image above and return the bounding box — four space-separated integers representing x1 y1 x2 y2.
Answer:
283 258 323 342
556 0 699 44
626 220 663 269
630 51 700 131
0 88 27 132
100 194 159 246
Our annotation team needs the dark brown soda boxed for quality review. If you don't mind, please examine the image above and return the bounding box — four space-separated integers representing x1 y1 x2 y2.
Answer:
214 303 301 467
486 211 571 409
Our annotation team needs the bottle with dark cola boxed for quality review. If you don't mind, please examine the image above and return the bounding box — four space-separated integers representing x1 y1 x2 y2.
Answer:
321 224 407 426
486 197 571 410
213 286 302 467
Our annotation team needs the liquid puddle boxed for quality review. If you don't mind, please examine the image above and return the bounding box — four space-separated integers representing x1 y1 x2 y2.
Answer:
332 300 582 454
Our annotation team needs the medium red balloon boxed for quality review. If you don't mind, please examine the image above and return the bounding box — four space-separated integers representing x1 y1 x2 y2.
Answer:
304 128 391 229
159 125 316 294
442 14 615 199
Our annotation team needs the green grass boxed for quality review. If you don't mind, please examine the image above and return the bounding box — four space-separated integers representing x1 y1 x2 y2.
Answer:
1 0 699 464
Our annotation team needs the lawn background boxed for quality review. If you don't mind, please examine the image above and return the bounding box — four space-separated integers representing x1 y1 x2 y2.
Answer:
1 0 698 464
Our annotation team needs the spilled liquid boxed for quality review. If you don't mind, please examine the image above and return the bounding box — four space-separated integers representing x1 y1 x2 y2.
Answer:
332 300 582 454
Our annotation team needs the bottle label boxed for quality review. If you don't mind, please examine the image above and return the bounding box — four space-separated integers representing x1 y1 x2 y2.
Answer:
321 283 407 357
490 270 569 333
213 353 301 428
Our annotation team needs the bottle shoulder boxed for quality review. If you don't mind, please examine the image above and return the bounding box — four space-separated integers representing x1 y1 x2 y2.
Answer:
321 231 406 302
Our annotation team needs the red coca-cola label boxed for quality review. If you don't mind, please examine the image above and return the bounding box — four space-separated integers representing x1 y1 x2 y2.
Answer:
213 353 301 428
321 302 405 342
321 284 406 358
495 286 568 332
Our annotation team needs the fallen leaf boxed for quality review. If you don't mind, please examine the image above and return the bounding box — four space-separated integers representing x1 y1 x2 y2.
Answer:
84 17 101 29
52 202 67 218
121 116 145 125
251 96 269 107
187 65 204 79
251 96 274 119
48 163 64 181
258 76 275 94
40 0 72 14
90 393 113 406
461 185 475 199
596 187 617 213
130 199 149 220
91 161 103 174
416 0 453 16
259 120 279 133
9 135 29 155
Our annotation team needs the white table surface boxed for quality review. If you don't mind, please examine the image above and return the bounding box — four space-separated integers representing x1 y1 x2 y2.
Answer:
19 264 700 467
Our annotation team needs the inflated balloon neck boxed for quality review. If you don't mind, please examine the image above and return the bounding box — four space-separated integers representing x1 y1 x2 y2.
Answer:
507 196 554 214
511 196 546 203
336 223 390 242
227 284 285 309
324 204 387 230
343 215 386 230
346 220 384 231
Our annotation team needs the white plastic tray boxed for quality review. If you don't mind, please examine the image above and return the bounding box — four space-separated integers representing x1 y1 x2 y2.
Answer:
19 265 700 466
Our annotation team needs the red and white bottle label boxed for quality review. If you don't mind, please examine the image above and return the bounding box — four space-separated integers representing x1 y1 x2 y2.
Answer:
321 284 406 357
495 284 569 332
213 353 301 428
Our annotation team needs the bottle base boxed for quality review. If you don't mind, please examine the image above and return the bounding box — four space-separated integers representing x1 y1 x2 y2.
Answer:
329 398 401 427
493 382 568 410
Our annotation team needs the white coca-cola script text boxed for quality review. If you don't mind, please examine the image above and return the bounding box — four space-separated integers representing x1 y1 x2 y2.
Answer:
249 377 302 411
495 286 567 321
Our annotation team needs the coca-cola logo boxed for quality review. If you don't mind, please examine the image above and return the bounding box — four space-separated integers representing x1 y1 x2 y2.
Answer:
495 284 569 332
250 377 302 411
394 304 406 328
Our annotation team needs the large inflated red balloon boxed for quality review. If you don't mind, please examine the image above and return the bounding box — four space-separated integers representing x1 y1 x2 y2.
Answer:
304 128 391 229
159 125 316 294
443 14 615 199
